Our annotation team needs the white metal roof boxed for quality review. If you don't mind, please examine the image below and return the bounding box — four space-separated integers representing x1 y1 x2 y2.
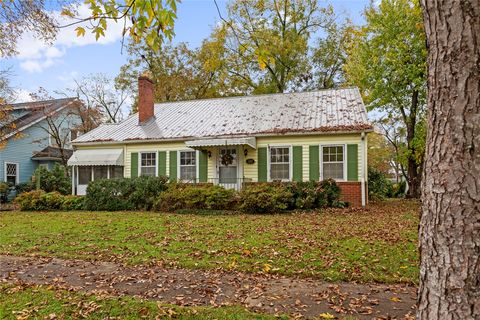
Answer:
67 149 124 166
74 88 371 144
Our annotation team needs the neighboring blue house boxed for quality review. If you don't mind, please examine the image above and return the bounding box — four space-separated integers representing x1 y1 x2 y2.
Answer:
0 98 83 185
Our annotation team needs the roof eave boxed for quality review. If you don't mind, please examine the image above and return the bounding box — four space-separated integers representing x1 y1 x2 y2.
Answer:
1 99 79 141
31 157 63 161
72 127 374 147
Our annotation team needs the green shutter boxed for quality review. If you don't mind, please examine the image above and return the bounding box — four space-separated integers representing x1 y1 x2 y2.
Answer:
292 146 303 182
158 151 167 177
309 145 320 181
169 151 177 181
257 147 268 182
198 150 208 183
131 152 138 178
347 144 358 181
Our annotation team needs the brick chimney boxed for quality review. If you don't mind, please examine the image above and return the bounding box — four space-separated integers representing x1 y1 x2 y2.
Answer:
138 75 155 124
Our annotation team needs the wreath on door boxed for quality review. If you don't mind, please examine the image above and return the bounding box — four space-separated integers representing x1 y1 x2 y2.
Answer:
220 152 234 166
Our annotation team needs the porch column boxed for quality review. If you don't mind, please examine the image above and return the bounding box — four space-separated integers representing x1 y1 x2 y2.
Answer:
71 165 75 195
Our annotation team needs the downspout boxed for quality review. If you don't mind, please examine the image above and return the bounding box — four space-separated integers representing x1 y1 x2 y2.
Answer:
360 132 366 207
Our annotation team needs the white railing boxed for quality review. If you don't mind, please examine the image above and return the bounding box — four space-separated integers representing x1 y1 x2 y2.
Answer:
208 178 252 191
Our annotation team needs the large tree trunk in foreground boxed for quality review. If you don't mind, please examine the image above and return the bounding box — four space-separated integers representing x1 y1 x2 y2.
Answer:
418 1 480 319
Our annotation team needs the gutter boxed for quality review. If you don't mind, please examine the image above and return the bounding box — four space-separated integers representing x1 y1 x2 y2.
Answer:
72 128 375 147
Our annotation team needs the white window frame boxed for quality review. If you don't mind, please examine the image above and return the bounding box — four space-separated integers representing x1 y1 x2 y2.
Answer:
4 162 19 185
320 144 347 181
267 145 292 182
177 149 198 183
139 151 157 177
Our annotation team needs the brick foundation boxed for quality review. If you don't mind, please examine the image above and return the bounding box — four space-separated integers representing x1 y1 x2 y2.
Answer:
337 182 365 207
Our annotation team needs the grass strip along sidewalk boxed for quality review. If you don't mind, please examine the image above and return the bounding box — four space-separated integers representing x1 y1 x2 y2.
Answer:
0 200 419 284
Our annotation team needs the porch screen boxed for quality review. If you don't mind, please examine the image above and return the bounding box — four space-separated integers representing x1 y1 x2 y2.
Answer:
78 166 92 185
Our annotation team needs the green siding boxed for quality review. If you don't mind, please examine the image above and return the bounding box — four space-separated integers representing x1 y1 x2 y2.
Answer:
292 146 303 181
309 145 320 181
347 144 358 181
169 151 177 180
131 152 138 178
257 147 268 182
158 151 167 177
198 150 208 182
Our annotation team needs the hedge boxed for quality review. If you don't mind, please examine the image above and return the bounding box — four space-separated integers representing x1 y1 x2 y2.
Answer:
14 190 84 211
84 176 168 211
15 177 344 213
155 183 237 212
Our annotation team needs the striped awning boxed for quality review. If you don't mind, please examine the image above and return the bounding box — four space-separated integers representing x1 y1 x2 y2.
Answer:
67 149 124 166
185 137 256 149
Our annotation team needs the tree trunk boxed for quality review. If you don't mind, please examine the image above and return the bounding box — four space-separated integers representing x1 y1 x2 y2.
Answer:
406 125 421 198
407 154 420 198
418 1 480 319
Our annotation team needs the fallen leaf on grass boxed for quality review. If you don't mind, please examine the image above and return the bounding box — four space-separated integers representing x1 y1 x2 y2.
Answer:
263 263 272 273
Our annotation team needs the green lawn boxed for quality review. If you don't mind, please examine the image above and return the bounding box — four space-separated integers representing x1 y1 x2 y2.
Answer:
0 199 419 283
0 284 281 320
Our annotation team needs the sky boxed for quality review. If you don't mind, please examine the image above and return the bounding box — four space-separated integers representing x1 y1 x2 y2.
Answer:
1 0 370 102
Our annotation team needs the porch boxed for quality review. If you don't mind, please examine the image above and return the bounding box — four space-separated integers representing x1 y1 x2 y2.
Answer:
68 149 124 195
184 137 257 191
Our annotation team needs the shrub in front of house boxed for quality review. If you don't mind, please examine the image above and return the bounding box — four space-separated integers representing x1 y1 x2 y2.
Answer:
238 180 344 213
238 183 294 213
61 195 85 211
286 181 327 209
14 190 44 210
318 179 346 208
15 190 61 211
155 183 237 212
84 176 169 211
15 190 85 211
15 181 36 195
0 182 10 203
34 164 71 195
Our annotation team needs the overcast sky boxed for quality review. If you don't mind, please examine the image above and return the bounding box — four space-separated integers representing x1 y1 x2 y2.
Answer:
0 0 370 102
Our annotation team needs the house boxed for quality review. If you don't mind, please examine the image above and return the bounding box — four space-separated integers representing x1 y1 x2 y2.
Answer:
0 98 82 186
68 76 372 206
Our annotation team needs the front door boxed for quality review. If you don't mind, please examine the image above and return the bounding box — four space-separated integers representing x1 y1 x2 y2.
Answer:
218 148 238 189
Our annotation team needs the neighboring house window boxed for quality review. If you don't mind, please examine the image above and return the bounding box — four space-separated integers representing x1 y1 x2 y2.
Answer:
270 147 290 181
5 162 19 185
140 152 156 176
322 145 345 180
38 163 49 170
179 151 196 181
